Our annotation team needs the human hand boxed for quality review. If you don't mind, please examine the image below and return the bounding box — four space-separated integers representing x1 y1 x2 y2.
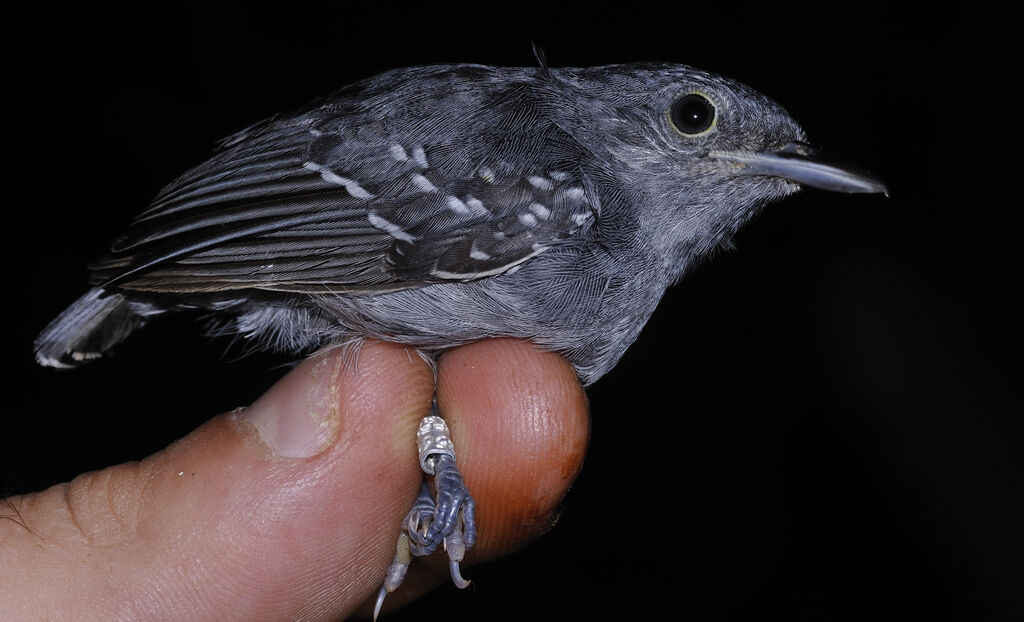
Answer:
0 339 589 620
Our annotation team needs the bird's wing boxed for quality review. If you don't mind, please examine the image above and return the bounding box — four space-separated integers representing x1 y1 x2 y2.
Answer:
90 91 595 295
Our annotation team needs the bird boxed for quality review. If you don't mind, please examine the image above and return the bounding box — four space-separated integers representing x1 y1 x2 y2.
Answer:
33 59 886 613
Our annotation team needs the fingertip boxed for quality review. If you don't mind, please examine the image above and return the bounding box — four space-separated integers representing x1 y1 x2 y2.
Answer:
437 339 590 558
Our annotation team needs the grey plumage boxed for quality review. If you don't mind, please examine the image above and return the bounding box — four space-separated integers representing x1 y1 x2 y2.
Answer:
35 62 885 383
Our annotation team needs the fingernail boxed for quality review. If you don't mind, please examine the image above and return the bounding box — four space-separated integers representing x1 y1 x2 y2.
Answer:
239 353 342 458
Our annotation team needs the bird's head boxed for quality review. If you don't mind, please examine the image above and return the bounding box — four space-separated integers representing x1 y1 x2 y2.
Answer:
551 63 886 276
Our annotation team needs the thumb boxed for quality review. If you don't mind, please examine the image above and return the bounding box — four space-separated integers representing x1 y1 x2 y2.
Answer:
1 341 433 621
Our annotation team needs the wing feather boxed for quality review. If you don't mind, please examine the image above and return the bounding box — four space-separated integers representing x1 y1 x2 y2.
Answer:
94 66 596 296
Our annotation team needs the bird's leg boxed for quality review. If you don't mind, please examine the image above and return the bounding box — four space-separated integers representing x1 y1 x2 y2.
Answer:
374 397 476 620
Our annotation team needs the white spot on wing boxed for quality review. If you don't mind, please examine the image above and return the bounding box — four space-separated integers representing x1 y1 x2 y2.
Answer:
550 171 570 181
368 213 415 242
518 213 538 227
412 174 437 192
528 175 553 191
446 196 470 215
412 146 428 168
466 196 489 215
389 145 408 161
303 161 374 199
565 187 586 201
469 244 491 260
529 202 551 220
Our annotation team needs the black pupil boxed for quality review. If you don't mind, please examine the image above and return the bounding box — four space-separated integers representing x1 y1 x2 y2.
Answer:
672 94 714 134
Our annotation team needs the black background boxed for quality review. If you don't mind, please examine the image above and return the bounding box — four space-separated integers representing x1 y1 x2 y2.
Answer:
6 5 1018 621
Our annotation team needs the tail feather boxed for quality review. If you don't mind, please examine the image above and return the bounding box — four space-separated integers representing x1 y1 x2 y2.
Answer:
35 288 145 368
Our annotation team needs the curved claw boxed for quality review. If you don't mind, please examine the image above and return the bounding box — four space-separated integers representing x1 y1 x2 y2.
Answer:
373 585 388 622
449 558 471 589
444 516 472 589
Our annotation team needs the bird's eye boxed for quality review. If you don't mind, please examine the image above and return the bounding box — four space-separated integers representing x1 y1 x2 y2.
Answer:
669 93 716 136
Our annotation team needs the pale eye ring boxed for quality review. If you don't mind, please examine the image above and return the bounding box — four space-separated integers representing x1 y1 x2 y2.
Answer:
669 93 716 135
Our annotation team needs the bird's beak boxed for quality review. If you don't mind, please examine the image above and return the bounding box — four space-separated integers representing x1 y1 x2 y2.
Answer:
711 142 888 195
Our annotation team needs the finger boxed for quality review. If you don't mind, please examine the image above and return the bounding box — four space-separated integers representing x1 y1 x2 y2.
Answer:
442 339 591 557
365 338 590 615
0 341 434 621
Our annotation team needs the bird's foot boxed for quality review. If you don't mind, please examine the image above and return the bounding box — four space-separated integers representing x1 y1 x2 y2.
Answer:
374 407 476 620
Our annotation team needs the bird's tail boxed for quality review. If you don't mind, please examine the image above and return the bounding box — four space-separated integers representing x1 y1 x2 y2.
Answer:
35 288 146 368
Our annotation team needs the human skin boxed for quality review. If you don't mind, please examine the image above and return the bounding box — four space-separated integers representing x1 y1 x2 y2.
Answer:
0 339 590 620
